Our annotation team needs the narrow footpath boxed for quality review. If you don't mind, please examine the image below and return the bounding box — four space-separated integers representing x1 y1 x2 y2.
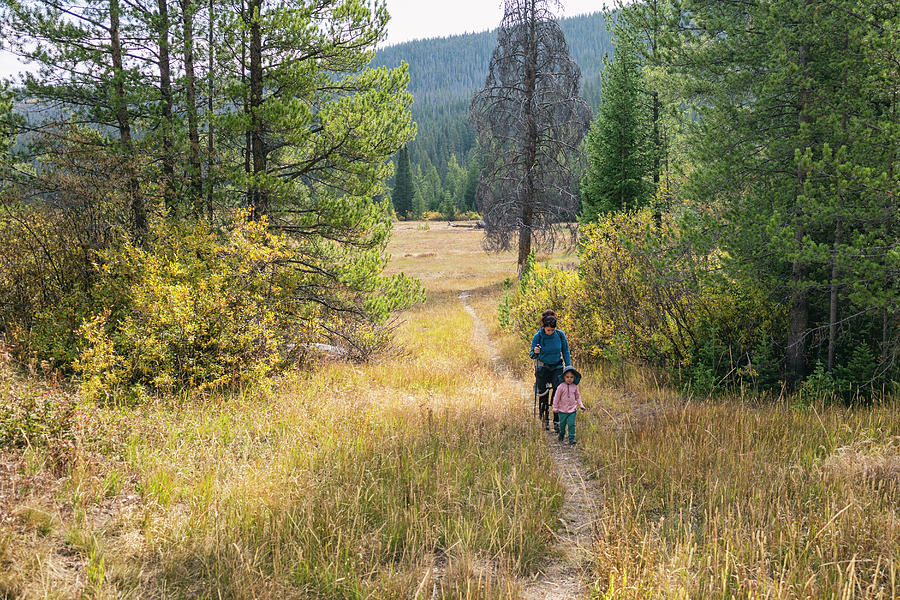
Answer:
458 292 598 600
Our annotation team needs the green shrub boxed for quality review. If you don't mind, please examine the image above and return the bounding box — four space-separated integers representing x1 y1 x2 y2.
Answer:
0 205 96 367
0 129 130 368
0 394 77 449
76 215 304 399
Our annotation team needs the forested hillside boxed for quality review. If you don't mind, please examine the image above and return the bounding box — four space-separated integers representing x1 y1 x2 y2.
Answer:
373 11 612 183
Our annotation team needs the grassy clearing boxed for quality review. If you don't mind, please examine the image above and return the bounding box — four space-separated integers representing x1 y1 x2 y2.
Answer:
0 223 562 599
575 368 900 600
4 221 897 599
473 266 900 600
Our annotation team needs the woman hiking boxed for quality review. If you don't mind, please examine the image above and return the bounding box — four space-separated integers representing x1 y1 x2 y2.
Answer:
530 310 571 432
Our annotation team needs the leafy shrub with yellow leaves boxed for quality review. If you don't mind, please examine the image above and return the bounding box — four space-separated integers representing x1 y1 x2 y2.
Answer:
498 252 579 345
75 215 306 399
501 210 784 392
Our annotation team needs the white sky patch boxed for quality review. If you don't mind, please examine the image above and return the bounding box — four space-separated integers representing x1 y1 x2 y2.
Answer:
0 0 613 79
0 50 31 81
382 0 611 46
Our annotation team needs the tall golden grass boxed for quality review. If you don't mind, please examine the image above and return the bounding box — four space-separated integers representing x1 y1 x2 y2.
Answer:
0 224 562 599
575 366 899 600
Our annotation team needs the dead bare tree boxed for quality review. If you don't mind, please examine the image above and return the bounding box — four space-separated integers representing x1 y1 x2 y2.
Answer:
469 0 591 272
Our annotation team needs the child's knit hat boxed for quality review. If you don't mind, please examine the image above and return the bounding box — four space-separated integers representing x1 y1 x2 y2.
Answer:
559 365 582 385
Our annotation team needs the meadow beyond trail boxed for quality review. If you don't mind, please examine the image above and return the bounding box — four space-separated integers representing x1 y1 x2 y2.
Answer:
458 291 596 599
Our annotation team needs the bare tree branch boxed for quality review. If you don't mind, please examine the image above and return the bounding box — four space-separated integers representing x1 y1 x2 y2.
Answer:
469 0 590 271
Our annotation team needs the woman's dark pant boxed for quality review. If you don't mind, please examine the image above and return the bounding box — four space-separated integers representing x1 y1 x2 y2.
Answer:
535 365 563 428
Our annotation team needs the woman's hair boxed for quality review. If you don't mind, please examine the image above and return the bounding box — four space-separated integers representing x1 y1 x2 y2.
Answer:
541 314 557 328
540 309 556 327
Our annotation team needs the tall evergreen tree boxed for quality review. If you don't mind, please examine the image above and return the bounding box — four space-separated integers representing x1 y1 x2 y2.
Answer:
613 0 671 204
580 35 651 222
665 0 900 387
1 0 149 237
391 145 414 218
420 162 443 211
1 0 422 351
410 186 426 219
444 153 467 213
463 146 482 213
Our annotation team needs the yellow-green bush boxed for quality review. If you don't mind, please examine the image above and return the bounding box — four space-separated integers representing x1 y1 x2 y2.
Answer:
498 252 579 346
578 210 782 389
0 133 130 368
0 207 90 366
575 210 708 364
76 215 309 399
500 210 783 392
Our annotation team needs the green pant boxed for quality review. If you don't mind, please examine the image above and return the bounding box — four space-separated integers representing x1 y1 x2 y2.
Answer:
557 411 576 440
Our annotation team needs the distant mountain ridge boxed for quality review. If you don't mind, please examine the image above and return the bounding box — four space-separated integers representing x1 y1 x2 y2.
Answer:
372 11 614 177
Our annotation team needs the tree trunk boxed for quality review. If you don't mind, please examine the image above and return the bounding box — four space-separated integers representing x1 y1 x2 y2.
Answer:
206 0 214 220
182 0 203 211
241 0 251 206
787 254 808 387
248 0 267 217
827 219 841 372
650 0 661 227
157 0 175 213
517 205 533 272
109 0 144 238
518 0 537 272
787 30 811 389
620 100 626 210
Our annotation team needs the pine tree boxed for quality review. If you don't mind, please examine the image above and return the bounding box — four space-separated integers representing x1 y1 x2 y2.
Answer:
391 145 415 218
1 0 423 353
580 35 651 222
666 0 900 387
423 163 443 211
1 0 149 236
410 187 426 219
612 0 671 207
444 153 467 213
463 148 482 213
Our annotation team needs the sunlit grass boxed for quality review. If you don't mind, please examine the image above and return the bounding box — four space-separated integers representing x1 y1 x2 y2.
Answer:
575 366 900 600
0 223 564 598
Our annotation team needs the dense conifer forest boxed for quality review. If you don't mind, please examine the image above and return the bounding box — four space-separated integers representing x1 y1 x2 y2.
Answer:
372 11 612 186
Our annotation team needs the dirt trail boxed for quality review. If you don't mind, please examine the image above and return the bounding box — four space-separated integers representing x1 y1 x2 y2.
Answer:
458 292 597 600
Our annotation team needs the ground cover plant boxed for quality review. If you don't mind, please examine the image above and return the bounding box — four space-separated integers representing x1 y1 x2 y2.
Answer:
0 223 562 599
575 366 900 599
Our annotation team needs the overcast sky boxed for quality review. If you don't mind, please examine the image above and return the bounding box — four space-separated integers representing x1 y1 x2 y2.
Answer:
0 0 612 79
382 0 610 46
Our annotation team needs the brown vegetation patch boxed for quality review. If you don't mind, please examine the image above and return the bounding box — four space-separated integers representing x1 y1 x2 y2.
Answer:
822 437 900 485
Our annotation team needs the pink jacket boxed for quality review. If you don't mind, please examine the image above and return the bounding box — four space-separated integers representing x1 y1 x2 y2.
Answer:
552 383 584 413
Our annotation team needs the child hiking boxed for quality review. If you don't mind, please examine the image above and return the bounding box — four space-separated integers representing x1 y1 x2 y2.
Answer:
552 366 585 444
530 310 572 432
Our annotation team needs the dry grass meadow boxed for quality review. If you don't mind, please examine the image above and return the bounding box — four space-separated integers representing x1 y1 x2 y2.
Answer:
1 221 898 599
